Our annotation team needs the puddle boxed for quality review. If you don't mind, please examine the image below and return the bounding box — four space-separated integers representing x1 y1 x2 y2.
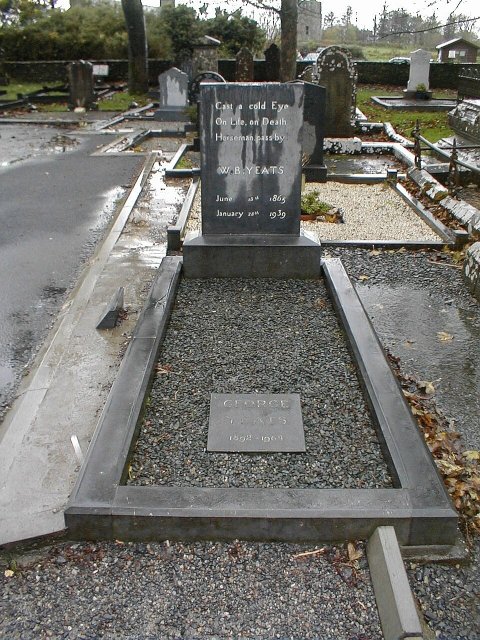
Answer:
0 125 79 169
358 284 480 449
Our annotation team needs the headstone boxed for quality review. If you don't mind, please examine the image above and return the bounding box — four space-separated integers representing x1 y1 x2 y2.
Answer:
208 393 305 453
264 44 280 82
235 47 254 82
0 49 7 86
316 46 356 137
154 67 189 121
295 81 327 181
448 99 480 143
405 49 432 98
182 82 322 278
68 60 94 110
201 83 303 236
192 35 221 78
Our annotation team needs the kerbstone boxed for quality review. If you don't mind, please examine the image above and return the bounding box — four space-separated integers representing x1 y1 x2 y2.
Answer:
367 526 424 640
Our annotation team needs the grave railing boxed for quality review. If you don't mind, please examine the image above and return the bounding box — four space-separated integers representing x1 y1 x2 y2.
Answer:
411 120 480 193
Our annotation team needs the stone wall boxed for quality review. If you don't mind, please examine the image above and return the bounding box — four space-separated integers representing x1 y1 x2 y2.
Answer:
4 58 480 90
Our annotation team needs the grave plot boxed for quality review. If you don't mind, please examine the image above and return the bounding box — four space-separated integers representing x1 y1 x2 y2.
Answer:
127 278 392 490
66 83 457 548
182 180 452 248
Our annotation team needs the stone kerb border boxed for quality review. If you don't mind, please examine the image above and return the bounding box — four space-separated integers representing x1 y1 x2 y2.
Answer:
65 257 458 546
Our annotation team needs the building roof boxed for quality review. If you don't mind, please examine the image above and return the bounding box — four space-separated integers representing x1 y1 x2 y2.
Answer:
436 37 480 50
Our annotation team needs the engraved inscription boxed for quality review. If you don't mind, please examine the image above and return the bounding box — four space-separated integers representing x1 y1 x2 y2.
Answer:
200 83 304 236
207 393 305 453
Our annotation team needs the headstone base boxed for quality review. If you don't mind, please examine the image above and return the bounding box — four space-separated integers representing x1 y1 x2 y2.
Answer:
403 89 433 100
183 232 321 278
303 165 328 182
154 107 190 122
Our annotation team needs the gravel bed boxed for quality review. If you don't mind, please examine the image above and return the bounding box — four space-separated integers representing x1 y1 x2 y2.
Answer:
128 278 392 489
185 182 443 242
0 540 382 640
329 247 480 640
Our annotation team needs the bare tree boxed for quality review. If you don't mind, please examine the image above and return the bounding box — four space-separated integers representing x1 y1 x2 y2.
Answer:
121 0 148 93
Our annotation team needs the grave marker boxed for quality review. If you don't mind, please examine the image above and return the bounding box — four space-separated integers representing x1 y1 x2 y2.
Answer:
235 47 254 82
200 82 304 236
405 49 432 99
316 46 356 137
183 82 322 278
68 60 94 110
208 393 305 453
155 67 189 121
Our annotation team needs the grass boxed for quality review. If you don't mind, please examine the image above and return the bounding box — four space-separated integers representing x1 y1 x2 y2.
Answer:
0 81 65 101
97 90 150 112
1 80 150 112
357 84 456 142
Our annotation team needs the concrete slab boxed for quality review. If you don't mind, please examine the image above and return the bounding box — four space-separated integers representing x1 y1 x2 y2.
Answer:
368 526 423 640
0 154 176 547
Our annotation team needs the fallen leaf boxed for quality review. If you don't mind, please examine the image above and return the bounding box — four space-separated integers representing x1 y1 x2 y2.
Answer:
418 380 435 395
437 331 454 342
347 542 363 562
463 450 480 461
4 569 14 578
369 249 381 256
358 274 369 281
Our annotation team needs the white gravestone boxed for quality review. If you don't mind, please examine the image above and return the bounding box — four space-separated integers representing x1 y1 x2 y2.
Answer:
155 67 189 121
407 49 431 93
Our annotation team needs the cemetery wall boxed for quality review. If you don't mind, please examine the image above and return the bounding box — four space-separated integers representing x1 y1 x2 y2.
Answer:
4 58 480 90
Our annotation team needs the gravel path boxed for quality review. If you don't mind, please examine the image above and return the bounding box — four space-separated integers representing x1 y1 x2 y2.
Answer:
330 247 480 640
185 182 443 242
0 540 382 640
128 278 391 489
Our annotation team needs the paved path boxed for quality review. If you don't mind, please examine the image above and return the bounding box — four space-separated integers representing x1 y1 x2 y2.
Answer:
0 124 142 413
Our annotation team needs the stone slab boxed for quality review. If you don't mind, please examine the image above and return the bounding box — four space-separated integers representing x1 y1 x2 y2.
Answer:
207 393 305 453
182 232 322 278
200 82 304 236
367 526 424 640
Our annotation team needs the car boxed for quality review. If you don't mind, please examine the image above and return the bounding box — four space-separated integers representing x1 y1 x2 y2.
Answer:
388 56 410 63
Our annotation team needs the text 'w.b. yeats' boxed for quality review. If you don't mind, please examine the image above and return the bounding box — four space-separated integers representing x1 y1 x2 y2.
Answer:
200 83 304 235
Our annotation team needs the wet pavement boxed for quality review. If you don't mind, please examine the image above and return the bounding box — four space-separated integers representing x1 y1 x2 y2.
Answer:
0 123 143 416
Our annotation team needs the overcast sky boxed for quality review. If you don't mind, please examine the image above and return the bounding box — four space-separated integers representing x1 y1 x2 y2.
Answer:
168 0 479 32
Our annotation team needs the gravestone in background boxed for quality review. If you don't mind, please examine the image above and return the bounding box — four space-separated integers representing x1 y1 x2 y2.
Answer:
236 48 254 82
68 60 94 110
154 67 189 121
192 35 221 78
296 81 327 182
316 46 356 137
183 82 321 278
264 44 281 81
448 98 480 143
405 49 432 99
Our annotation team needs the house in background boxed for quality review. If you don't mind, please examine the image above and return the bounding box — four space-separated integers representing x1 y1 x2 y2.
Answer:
436 37 479 63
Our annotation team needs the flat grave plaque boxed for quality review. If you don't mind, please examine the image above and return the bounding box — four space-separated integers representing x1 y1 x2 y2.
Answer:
208 393 305 453
200 82 304 236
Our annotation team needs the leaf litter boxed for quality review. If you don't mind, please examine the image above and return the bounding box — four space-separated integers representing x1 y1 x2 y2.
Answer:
387 351 480 540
